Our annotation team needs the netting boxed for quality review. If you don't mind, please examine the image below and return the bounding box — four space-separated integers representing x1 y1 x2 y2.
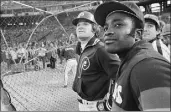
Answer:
0 1 98 111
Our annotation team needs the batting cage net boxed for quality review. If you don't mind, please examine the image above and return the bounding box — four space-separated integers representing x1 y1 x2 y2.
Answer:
0 1 100 111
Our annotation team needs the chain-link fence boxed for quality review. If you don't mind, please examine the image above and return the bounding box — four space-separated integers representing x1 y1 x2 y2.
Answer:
0 1 98 111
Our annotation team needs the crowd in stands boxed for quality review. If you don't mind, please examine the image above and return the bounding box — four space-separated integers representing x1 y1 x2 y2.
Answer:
1 33 77 72
1 20 170 72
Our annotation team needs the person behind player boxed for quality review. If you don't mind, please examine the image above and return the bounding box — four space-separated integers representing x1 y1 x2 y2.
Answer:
72 11 120 111
94 1 170 111
62 42 77 88
162 24 171 49
5 47 12 70
159 20 165 33
38 42 47 69
142 14 170 62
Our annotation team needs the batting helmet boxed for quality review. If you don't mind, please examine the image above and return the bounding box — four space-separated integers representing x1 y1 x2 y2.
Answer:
72 11 96 26
94 1 144 29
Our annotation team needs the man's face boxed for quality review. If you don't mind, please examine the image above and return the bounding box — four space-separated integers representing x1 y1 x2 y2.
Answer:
103 12 135 54
163 34 171 46
143 21 160 41
76 19 94 41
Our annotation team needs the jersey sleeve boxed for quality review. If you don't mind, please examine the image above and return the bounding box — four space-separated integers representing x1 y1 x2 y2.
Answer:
130 58 170 111
96 47 120 79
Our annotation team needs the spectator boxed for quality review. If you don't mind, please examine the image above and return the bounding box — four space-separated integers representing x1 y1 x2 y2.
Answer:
9 47 17 64
57 47 61 62
162 24 171 49
1 46 7 63
46 43 52 64
58 47 64 64
17 43 27 63
63 43 77 88
143 14 170 62
27 45 33 68
38 42 47 69
159 20 166 32
5 47 11 70
32 44 38 66
49 42 56 69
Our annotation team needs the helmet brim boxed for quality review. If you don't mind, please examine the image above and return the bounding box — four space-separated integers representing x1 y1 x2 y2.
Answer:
72 18 95 26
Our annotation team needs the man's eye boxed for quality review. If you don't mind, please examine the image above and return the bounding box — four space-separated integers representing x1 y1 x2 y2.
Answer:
84 22 89 25
114 24 122 27
147 24 154 28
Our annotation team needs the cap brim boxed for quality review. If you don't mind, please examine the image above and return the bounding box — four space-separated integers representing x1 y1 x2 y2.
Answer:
94 1 135 27
144 18 159 28
72 18 94 26
72 18 80 26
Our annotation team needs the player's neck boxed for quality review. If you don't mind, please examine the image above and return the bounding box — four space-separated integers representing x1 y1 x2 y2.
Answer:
81 41 88 51
117 48 131 62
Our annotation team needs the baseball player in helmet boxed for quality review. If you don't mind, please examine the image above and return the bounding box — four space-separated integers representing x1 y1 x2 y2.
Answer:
94 1 170 111
143 14 170 62
72 11 120 111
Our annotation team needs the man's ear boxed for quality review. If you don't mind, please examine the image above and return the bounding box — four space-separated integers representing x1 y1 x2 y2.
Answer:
156 28 161 35
135 29 143 40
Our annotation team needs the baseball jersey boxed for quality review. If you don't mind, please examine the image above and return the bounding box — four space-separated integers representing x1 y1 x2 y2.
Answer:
112 41 170 111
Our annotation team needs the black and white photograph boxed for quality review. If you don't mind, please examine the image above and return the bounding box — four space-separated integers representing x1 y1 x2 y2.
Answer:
0 0 170 111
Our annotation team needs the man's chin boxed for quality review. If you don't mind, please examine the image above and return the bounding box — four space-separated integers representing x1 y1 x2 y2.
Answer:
78 37 88 41
105 47 117 54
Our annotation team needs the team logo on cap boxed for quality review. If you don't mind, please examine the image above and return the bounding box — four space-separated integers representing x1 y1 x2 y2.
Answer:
78 12 84 18
81 57 90 70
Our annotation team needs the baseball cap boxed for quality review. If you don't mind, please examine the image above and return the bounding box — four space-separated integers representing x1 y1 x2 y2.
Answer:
144 14 160 29
94 1 144 28
72 11 96 26
162 24 170 36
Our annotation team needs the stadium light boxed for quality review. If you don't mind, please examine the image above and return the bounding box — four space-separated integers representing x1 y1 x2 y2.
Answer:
19 23 23 25
140 6 145 12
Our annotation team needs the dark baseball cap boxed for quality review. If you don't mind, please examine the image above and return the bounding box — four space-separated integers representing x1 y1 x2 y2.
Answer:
94 1 144 28
72 11 96 26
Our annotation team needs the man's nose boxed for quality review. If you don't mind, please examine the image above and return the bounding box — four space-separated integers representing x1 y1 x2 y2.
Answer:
77 26 84 30
104 31 114 37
